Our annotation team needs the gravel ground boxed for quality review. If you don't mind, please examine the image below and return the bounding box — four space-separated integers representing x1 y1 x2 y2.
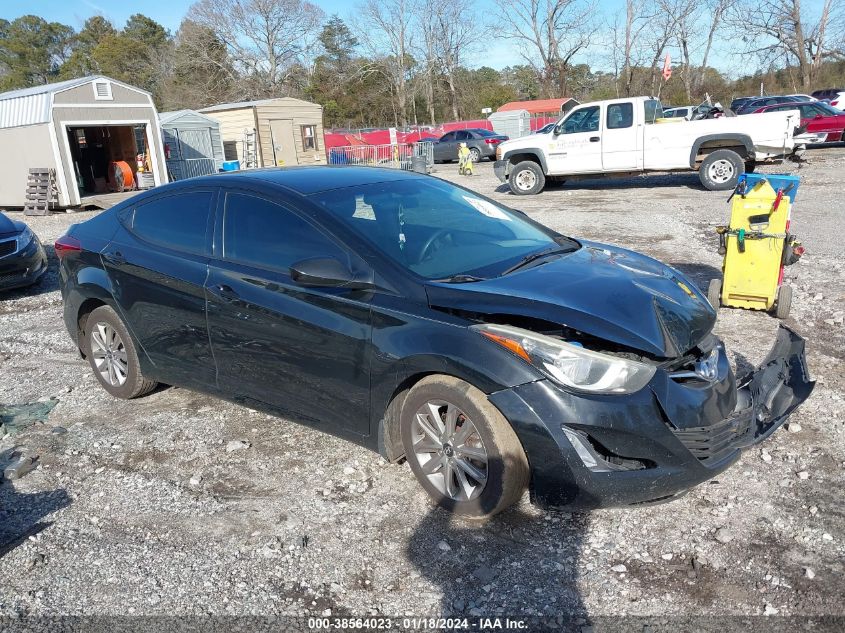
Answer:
0 149 843 627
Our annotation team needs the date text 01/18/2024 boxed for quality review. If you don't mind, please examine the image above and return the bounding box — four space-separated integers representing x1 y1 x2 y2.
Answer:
307 617 529 630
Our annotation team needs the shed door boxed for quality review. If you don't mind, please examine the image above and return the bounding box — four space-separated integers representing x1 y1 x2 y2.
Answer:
269 119 298 166
178 128 216 178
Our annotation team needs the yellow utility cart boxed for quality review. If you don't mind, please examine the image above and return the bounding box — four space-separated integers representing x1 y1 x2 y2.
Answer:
708 174 804 319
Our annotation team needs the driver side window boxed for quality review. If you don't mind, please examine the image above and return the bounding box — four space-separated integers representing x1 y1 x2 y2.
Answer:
562 106 600 134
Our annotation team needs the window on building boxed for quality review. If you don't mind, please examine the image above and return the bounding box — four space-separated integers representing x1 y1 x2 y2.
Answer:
301 125 319 151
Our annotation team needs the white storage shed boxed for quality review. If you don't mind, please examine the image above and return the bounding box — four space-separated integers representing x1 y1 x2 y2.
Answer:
0 75 167 208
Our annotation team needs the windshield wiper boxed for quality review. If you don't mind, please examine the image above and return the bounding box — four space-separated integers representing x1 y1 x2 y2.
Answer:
432 274 487 283
499 246 576 276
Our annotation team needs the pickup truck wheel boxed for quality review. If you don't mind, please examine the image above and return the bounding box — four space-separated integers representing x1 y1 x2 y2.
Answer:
699 150 744 191
509 161 545 195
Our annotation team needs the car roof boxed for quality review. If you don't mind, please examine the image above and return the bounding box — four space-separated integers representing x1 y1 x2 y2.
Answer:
157 166 428 196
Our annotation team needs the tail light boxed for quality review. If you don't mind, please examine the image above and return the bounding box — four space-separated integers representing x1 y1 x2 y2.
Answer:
831 100 839 106
54 235 82 260
486 138 503 145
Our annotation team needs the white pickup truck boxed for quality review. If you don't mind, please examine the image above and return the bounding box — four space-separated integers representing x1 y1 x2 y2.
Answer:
493 96 801 194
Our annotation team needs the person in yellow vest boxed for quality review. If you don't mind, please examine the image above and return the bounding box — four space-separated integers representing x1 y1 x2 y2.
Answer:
458 142 474 176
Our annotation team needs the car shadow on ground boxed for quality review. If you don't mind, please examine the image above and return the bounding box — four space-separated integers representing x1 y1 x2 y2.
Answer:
406 458 588 628
494 172 706 195
0 447 71 559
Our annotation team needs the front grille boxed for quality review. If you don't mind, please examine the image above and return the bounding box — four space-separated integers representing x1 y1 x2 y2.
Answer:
673 414 754 463
0 238 16 258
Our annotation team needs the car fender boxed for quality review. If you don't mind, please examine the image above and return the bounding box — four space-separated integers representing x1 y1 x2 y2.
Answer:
689 134 754 168
500 147 549 174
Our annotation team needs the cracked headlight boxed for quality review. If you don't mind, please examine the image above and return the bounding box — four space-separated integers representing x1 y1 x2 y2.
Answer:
473 323 656 394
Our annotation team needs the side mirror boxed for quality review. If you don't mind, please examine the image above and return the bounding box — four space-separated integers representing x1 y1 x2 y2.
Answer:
290 257 375 290
552 123 563 136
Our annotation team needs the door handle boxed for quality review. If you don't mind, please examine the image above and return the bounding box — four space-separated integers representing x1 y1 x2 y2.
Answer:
210 283 239 301
102 250 126 265
589 136 600 142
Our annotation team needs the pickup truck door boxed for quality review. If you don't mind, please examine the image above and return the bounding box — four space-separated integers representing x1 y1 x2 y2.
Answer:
546 105 603 174
602 101 642 170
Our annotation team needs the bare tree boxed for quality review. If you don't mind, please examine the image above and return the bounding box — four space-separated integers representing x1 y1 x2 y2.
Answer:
728 0 843 90
354 0 417 127
610 0 655 96
189 0 324 98
494 0 597 98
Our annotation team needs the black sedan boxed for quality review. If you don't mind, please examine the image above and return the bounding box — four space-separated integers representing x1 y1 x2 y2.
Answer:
432 129 508 163
0 212 47 292
56 167 813 517
736 95 805 114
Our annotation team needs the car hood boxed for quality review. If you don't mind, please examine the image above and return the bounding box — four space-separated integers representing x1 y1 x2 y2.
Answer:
425 241 716 358
0 212 21 238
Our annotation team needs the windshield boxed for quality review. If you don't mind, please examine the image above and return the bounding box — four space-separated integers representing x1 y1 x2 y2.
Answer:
310 178 575 279
815 102 841 116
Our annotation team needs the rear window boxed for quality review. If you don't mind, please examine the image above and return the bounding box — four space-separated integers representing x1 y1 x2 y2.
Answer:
474 129 497 137
644 99 663 123
130 191 213 254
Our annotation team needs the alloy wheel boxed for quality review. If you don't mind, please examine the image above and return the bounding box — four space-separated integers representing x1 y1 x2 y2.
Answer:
707 159 735 184
90 321 129 387
412 400 488 501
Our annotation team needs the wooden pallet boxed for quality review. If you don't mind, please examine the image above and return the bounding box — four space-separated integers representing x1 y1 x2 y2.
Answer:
23 168 58 216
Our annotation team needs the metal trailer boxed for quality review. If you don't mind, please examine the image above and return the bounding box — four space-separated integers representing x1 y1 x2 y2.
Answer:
159 110 226 181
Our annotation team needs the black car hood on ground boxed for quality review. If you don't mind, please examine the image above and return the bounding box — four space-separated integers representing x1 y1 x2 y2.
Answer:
0 212 21 238
426 241 716 358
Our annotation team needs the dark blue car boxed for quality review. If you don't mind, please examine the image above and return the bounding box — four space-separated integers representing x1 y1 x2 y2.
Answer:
0 212 47 292
55 167 813 517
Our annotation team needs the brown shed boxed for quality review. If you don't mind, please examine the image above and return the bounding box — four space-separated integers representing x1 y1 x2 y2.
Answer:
198 98 326 169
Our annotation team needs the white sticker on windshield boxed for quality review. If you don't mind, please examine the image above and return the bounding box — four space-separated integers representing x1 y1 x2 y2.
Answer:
463 196 511 221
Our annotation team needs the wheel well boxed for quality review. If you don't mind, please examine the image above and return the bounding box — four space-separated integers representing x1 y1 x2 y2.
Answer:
378 372 436 463
507 153 542 167
76 298 106 358
695 143 748 166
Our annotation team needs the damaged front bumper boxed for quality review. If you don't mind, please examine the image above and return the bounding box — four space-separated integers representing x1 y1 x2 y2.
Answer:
489 325 815 510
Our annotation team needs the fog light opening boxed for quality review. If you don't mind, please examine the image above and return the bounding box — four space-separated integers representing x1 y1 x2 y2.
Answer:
562 427 654 472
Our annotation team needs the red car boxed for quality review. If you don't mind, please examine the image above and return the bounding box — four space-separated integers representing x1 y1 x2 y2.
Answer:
752 101 845 143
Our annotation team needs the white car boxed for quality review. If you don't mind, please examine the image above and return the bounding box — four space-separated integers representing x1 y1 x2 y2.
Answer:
493 96 801 194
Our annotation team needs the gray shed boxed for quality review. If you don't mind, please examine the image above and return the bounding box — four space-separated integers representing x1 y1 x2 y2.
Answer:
159 110 225 181
0 75 167 208
488 110 532 139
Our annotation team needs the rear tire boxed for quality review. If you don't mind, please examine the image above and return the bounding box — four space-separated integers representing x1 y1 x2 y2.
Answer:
508 160 545 195
699 149 744 191
84 305 157 399
401 375 529 519
707 278 722 309
775 284 792 320
468 147 481 162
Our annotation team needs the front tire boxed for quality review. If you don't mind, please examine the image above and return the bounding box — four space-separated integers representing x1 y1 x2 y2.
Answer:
707 278 721 309
84 305 157 399
775 284 792 320
508 160 545 195
699 149 744 191
401 375 529 519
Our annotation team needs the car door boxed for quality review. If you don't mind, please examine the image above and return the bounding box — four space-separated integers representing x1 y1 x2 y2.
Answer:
602 102 640 170
205 189 372 435
434 131 456 161
546 104 603 174
101 188 217 389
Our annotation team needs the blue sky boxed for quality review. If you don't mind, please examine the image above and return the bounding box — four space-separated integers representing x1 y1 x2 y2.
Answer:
2 0 778 76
